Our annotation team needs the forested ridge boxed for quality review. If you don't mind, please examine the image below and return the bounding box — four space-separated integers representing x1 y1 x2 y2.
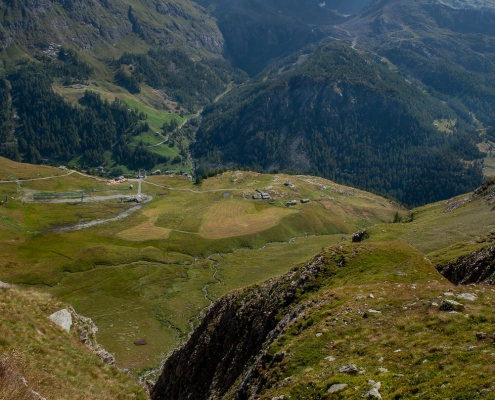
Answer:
380 47 495 126
115 49 246 111
194 43 485 206
0 59 167 169
0 45 243 171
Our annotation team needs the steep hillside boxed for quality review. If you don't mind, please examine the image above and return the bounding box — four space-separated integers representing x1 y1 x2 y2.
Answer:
0 0 224 59
193 0 347 75
151 240 495 399
0 284 147 399
330 0 495 127
0 157 404 374
194 41 484 206
1 159 495 388
0 0 243 173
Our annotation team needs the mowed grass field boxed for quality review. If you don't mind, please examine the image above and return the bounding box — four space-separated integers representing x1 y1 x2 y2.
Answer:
1 157 494 376
199 200 297 239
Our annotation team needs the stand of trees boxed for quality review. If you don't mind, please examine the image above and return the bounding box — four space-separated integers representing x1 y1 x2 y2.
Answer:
114 49 247 111
0 63 167 168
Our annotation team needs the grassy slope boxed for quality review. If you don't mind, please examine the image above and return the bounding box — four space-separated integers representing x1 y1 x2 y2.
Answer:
246 241 495 400
367 188 495 257
0 286 147 400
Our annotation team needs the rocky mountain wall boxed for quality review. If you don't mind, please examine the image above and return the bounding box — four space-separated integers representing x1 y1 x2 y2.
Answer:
151 252 330 400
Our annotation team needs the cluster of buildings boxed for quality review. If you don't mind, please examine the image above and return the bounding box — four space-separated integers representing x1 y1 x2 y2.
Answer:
251 187 310 206
252 189 271 200
285 199 310 207
150 170 192 179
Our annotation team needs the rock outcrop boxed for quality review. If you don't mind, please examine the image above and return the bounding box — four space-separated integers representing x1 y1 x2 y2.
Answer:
151 242 435 400
69 307 116 366
352 229 368 243
437 243 495 285
48 309 72 333
151 252 331 400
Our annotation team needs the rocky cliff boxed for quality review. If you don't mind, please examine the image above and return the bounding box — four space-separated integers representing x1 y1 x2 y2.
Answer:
151 241 493 400
437 243 495 285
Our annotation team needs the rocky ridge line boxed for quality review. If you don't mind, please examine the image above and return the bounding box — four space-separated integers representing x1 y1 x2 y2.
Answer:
150 248 349 400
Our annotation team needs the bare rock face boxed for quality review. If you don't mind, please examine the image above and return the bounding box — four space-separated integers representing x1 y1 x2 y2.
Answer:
437 241 495 285
48 309 72 332
151 252 334 400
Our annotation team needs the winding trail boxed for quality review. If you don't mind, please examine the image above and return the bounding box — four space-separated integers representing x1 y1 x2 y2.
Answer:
52 195 152 232
0 170 75 184
144 180 246 194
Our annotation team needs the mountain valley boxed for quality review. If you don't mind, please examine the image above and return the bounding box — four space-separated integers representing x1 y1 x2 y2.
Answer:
1 0 495 398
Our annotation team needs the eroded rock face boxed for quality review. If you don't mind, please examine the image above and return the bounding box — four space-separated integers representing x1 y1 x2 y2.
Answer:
151 252 332 400
437 243 495 285
69 307 116 366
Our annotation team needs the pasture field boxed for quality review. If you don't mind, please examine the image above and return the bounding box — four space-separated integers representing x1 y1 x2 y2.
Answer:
0 157 67 181
368 191 495 255
433 118 456 134
1 158 494 376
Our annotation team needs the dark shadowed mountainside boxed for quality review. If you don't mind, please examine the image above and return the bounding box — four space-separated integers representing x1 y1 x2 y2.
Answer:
193 42 484 206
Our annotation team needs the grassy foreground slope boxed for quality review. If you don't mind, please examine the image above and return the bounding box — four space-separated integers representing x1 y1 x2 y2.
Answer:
0 156 494 395
152 240 495 400
0 285 147 400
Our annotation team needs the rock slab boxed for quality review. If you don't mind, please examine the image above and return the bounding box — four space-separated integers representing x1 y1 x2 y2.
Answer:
362 382 382 399
439 299 465 311
48 309 72 332
339 364 359 374
328 384 348 393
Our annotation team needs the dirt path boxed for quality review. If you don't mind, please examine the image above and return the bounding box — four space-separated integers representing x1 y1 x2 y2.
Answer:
52 195 152 232
32 194 130 204
147 139 168 148
144 180 246 194
0 170 74 184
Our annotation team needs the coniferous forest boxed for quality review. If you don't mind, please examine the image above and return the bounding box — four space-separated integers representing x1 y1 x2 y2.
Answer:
194 43 485 206
0 66 166 169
